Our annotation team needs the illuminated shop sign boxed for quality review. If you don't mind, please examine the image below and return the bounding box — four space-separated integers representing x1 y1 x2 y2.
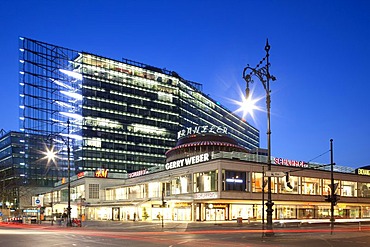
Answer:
177 125 227 139
357 169 370 176
165 153 210 170
95 169 108 178
226 178 243 183
193 192 218 199
77 172 85 179
128 169 148 178
274 157 308 168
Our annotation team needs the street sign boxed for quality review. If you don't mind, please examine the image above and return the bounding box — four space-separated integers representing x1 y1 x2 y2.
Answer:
265 171 286 177
32 196 44 207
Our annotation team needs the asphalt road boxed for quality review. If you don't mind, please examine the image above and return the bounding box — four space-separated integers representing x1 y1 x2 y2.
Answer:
1 222 370 247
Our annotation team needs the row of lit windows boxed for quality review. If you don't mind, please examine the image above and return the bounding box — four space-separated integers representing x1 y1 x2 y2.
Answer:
102 169 370 202
80 55 179 89
251 172 369 197
85 125 176 142
83 104 179 126
82 66 178 101
82 146 165 158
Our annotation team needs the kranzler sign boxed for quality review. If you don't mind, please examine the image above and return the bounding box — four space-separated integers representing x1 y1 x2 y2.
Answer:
177 125 227 139
165 153 210 170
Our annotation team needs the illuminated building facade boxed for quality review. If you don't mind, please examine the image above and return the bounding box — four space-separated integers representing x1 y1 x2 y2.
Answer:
18 37 259 178
39 132 370 223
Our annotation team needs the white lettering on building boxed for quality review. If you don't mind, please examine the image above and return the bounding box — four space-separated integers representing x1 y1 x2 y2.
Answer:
128 169 148 178
165 153 210 170
177 125 228 139
193 192 218 199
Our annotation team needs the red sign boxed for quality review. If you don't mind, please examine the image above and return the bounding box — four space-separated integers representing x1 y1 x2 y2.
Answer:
77 172 85 179
95 169 108 178
274 157 308 168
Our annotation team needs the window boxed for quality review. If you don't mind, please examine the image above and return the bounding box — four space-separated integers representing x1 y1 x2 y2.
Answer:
341 181 357 197
89 184 99 199
359 182 370 197
301 177 320 195
193 170 218 193
279 175 298 194
251 172 263 192
252 172 277 193
171 174 191 194
323 179 340 196
276 205 297 219
222 170 247 191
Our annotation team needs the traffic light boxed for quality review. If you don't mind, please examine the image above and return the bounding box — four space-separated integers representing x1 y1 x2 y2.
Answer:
332 194 340 206
324 194 340 205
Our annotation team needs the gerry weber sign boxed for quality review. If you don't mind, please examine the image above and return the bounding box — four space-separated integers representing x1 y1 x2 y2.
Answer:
165 153 210 170
177 125 227 139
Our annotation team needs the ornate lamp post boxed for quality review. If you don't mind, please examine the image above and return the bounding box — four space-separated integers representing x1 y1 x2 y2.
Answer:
243 39 276 236
66 119 71 227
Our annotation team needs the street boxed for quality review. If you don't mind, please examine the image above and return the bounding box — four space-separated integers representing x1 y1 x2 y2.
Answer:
1 222 370 246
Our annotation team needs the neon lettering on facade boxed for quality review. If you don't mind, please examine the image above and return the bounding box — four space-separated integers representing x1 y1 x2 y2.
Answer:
274 157 308 168
226 178 243 183
177 125 227 139
95 169 108 178
165 153 210 170
128 169 148 178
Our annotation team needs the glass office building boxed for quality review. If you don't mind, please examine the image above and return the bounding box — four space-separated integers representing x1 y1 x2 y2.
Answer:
18 37 259 176
0 131 57 211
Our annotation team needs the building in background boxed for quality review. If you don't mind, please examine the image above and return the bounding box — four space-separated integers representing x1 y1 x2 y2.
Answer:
18 37 259 180
0 131 56 215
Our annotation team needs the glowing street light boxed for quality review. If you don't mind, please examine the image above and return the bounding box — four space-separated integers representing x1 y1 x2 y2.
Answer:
44 120 72 227
242 39 276 237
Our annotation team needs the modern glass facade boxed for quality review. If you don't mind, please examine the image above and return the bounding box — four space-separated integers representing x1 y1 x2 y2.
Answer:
0 131 58 210
18 37 259 177
0 131 21 210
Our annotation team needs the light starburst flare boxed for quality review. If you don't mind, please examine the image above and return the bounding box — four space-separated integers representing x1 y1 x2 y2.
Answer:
41 145 59 168
231 88 264 123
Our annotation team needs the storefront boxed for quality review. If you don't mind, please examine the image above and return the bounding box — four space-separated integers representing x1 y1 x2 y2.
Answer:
39 131 370 224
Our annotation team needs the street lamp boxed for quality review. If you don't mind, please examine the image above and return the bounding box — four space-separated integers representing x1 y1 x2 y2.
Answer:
45 119 72 227
242 39 276 237
66 119 71 227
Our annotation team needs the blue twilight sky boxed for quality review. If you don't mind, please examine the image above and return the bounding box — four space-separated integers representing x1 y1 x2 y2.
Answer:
1 0 369 168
